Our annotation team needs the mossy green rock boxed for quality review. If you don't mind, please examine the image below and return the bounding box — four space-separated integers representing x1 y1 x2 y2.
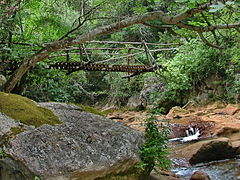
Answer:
0 92 60 127
3 102 144 180
76 104 105 116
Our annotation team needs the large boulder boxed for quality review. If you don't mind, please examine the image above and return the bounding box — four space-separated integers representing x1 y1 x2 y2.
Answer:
0 95 144 180
139 76 167 108
127 94 143 109
189 138 238 165
171 137 239 166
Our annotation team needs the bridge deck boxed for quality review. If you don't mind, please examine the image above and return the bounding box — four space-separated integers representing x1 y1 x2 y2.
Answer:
49 62 157 73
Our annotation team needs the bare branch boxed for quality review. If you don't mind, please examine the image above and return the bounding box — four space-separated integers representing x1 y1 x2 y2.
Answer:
59 1 105 40
173 2 211 23
200 12 219 45
142 22 188 41
86 40 179 46
95 52 144 64
198 32 223 49
142 22 173 29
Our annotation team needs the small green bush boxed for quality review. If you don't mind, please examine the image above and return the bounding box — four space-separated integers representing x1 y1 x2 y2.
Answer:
138 116 171 177
0 147 6 158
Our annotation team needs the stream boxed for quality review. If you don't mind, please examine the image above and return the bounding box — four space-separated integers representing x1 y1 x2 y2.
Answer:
169 137 240 180
172 158 240 180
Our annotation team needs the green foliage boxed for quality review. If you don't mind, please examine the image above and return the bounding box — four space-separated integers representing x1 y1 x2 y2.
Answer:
0 147 7 158
156 39 226 104
104 72 143 106
20 0 78 43
138 116 171 176
148 107 166 115
34 176 41 180
76 104 105 116
22 66 89 103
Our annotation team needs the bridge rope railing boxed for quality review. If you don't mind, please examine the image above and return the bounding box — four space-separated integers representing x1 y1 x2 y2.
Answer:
1 40 176 76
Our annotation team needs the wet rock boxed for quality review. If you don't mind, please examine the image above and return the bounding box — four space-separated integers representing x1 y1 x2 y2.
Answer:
189 138 238 165
170 137 239 166
232 141 240 154
1 101 144 180
234 163 240 179
169 117 215 139
189 170 211 180
150 169 181 180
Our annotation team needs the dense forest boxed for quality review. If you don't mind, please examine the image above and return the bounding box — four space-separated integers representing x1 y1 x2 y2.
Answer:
0 0 240 110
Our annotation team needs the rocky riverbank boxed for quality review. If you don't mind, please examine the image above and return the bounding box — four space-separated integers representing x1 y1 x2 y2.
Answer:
108 102 240 179
1 92 240 179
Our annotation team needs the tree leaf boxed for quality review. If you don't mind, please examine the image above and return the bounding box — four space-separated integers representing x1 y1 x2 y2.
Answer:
225 1 235 6
175 0 188 2
209 2 225 12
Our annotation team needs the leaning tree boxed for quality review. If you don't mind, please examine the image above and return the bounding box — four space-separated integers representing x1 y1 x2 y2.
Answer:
1 0 240 92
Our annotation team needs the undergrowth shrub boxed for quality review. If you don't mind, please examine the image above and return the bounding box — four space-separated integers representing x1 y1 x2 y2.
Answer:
138 116 171 178
155 39 228 105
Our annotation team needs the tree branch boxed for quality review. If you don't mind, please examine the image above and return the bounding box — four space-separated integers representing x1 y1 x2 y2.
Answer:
142 22 188 41
173 2 212 23
200 12 219 45
59 1 105 40
176 22 240 32
198 32 223 49
3 1 239 92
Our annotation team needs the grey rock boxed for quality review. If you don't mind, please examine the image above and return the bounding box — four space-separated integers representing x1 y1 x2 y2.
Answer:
139 76 167 108
0 113 20 137
127 94 143 109
189 138 238 165
2 103 144 180
0 74 6 89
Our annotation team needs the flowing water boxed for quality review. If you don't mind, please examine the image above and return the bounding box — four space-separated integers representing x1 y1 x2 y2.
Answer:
172 158 240 180
169 127 240 180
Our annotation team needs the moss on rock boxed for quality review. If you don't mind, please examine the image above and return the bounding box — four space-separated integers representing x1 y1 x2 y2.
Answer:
0 92 61 127
76 104 105 116
10 127 25 136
